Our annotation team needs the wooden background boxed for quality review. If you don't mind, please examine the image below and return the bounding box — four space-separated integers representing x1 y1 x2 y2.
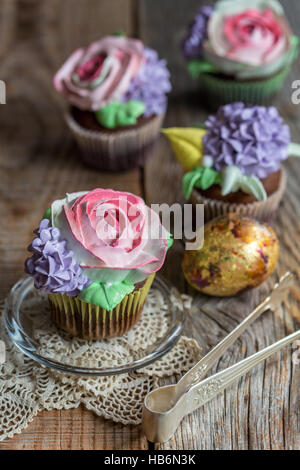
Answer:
0 0 299 450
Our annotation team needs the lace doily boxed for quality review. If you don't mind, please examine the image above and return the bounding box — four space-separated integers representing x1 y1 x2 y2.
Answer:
0 288 201 442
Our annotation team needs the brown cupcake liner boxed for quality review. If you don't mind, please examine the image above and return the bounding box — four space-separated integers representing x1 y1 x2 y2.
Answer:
190 167 287 223
48 274 155 340
65 111 165 172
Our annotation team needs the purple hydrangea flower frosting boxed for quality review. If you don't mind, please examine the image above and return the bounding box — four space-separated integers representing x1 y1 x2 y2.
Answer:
182 6 213 60
203 102 291 179
25 219 91 296
122 47 172 117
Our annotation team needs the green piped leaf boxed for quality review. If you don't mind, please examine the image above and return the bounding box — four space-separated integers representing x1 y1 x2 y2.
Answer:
291 35 299 62
167 231 174 250
95 100 146 129
183 165 267 201
113 30 126 37
187 59 219 79
42 207 51 220
183 167 221 200
288 142 300 158
78 280 134 310
221 166 267 201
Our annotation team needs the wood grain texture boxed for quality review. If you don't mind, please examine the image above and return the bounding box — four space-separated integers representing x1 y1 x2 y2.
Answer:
143 1 300 447
0 0 146 451
0 0 300 451
139 0 215 94
0 408 147 450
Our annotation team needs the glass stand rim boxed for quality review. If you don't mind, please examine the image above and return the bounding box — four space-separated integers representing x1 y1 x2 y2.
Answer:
4 275 186 377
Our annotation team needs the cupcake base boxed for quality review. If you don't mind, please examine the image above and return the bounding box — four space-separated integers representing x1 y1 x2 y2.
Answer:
190 167 287 223
48 274 155 340
65 109 165 172
198 66 291 110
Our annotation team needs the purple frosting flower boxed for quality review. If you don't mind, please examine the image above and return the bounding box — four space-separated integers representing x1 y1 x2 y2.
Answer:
122 47 171 117
25 219 91 296
203 103 291 179
182 6 213 60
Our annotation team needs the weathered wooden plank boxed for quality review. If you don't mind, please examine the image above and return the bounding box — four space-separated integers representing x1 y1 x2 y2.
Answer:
38 0 135 72
0 0 299 451
0 0 146 451
139 0 215 94
144 50 300 456
0 407 147 450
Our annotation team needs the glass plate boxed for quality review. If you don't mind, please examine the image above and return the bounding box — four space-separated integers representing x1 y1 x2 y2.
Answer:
4 276 186 376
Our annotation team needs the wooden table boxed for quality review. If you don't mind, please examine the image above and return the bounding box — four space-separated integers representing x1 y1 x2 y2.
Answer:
0 0 299 450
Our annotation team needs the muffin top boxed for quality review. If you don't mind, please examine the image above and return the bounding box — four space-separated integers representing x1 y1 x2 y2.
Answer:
182 0 298 80
54 35 171 129
25 189 172 309
163 102 293 201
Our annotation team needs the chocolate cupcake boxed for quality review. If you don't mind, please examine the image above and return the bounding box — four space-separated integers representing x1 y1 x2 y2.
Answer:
54 36 171 171
25 188 172 339
163 102 300 222
181 0 298 108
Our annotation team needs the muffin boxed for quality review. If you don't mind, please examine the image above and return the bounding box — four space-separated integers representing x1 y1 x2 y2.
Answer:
181 0 299 108
25 188 173 339
163 102 300 222
54 36 171 171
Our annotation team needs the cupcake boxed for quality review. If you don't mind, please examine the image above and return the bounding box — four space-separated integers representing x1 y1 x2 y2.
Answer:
54 36 171 171
182 0 299 107
163 102 300 222
25 188 172 339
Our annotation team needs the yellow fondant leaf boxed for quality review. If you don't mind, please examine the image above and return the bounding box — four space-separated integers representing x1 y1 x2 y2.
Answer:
162 128 207 171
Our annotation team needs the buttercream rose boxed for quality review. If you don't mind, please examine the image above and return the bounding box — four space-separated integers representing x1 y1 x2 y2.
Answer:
51 189 169 278
185 0 298 80
208 4 289 65
54 36 145 111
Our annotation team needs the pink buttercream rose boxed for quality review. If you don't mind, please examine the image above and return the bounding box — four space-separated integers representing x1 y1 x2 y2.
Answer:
208 7 291 67
53 36 145 111
63 189 169 273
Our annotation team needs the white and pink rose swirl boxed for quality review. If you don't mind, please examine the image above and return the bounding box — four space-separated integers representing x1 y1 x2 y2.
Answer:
51 189 169 283
53 36 145 111
204 0 296 79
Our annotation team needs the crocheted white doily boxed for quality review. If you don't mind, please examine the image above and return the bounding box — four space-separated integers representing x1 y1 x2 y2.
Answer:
0 288 201 442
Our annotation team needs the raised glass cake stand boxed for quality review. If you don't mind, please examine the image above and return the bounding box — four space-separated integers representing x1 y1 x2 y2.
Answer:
3 276 186 376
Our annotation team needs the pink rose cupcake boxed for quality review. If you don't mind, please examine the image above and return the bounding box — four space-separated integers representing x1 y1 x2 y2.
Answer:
182 0 298 107
25 189 172 339
54 35 171 171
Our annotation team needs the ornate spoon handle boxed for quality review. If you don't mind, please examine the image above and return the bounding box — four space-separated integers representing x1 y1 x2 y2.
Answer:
176 272 294 398
187 329 300 414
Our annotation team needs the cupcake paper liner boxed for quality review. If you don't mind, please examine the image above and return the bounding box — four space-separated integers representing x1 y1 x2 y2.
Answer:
48 274 155 340
65 111 165 172
198 66 291 109
190 167 287 223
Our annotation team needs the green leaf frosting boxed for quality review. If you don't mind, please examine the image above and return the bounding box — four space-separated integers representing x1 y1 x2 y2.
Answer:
78 280 134 310
42 207 51 220
95 100 146 129
182 165 267 201
187 60 219 79
221 166 267 201
288 142 300 158
113 30 126 37
167 231 174 250
77 229 173 310
183 167 222 199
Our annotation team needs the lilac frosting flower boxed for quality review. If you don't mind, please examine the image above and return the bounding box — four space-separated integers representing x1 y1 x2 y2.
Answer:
182 6 213 60
122 47 171 117
25 219 91 296
203 103 291 179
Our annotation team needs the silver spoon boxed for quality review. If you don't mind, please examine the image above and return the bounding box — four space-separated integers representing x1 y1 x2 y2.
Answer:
145 272 294 413
143 328 300 443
